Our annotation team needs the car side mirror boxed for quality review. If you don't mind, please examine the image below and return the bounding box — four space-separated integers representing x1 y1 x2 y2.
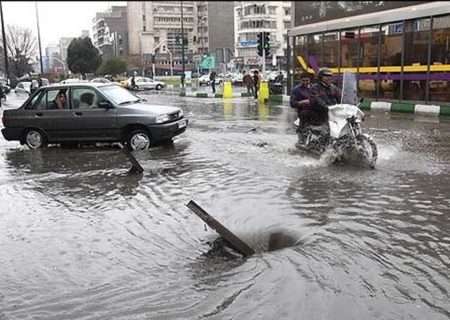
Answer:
99 101 113 109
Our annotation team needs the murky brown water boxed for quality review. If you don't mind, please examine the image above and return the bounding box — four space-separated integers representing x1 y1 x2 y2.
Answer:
1 93 450 319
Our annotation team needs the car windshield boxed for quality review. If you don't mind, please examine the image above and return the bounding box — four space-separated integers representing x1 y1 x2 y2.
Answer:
98 85 141 105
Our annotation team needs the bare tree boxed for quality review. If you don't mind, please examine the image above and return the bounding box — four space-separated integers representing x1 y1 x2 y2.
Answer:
5 25 37 78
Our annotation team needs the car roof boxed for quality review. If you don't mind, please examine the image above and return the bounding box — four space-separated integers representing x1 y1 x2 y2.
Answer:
51 82 111 88
49 82 112 89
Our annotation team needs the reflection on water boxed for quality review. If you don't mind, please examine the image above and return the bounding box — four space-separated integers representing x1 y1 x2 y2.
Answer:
0 97 449 319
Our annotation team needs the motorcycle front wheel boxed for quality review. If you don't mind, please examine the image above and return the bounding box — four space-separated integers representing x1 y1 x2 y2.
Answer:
357 135 378 169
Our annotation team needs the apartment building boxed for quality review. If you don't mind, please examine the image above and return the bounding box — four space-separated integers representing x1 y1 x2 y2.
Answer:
127 1 197 75
92 6 128 60
234 1 291 69
197 1 235 61
126 1 234 75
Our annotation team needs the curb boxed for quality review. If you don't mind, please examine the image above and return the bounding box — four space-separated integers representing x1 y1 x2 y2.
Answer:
181 92 254 98
266 95 450 117
360 101 450 117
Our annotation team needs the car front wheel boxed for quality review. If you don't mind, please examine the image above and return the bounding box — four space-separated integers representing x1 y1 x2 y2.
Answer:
126 130 151 150
156 84 162 90
25 129 47 149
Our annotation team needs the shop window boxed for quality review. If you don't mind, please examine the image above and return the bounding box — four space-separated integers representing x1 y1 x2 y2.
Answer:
358 26 381 100
429 16 450 103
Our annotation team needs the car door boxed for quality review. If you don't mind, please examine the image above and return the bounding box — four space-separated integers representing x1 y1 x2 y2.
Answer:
71 87 118 141
14 88 82 142
34 88 84 142
145 77 156 90
135 77 148 90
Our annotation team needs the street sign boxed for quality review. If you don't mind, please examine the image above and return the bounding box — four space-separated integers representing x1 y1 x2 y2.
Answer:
193 54 202 63
244 56 262 66
200 56 215 69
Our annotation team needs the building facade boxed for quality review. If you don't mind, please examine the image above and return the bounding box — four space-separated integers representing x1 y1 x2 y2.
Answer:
197 1 235 63
59 37 75 71
234 1 291 69
92 6 128 61
289 1 450 104
44 45 64 73
126 1 234 75
127 1 197 75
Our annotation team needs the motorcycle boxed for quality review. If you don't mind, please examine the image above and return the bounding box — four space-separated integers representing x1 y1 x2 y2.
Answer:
293 102 378 169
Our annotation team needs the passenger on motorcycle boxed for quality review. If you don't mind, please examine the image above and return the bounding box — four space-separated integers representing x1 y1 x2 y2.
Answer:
290 71 312 145
309 67 342 142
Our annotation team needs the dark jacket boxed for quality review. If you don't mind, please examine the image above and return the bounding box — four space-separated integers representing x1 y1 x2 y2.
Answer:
243 74 253 86
290 84 312 117
309 81 341 124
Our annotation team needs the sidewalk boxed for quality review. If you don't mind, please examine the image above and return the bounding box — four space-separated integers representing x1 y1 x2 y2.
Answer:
268 95 450 117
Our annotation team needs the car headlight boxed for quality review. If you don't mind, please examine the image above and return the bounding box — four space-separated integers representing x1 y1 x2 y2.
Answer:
156 114 170 123
179 109 184 117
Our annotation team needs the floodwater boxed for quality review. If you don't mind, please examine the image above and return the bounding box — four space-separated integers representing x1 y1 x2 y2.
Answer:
1 92 450 319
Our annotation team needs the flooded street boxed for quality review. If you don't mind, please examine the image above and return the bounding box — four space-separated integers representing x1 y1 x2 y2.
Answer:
1 92 450 319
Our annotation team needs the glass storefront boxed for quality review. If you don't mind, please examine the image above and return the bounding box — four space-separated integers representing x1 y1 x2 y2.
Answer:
291 14 450 104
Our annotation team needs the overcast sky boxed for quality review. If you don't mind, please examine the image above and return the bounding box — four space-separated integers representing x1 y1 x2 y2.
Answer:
2 1 126 48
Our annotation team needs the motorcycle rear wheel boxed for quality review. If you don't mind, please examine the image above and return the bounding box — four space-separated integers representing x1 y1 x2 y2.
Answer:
358 135 377 169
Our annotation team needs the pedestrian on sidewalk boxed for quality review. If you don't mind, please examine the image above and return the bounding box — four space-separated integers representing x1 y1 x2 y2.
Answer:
243 70 254 96
253 70 261 99
181 73 185 89
210 71 217 94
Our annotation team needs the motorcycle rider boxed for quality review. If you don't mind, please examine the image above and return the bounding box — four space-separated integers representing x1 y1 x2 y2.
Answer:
309 67 342 143
290 71 312 145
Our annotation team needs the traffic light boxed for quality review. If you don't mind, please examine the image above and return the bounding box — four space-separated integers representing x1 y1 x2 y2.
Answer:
256 32 263 57
263 32 270 56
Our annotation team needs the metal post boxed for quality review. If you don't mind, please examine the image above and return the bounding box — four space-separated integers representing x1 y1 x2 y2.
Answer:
262 32 266 78
426 17 433 103
0 1 9 81
35 2 43 74
180 1 185 86
186 200 255 257
286 33 291 95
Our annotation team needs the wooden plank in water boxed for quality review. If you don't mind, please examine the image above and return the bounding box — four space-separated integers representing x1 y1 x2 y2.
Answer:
186 200 255 257
123 150 144 174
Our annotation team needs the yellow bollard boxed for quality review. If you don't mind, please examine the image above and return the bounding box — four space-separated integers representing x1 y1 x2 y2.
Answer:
258 81 269 103
223 80 233 98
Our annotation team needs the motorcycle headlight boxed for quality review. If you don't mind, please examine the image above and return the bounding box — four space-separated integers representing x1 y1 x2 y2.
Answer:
156 113 170 123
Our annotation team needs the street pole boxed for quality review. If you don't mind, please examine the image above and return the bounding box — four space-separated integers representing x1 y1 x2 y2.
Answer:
262 32 266 79
35 2 43 74
180 1 185 86
0 1 9 81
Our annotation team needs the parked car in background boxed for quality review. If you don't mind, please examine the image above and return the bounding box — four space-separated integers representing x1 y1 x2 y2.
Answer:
90 77 112 83
122 77 165 91
14 81 32 95
266 70 287 83
228 72 244 86
198 73 224 86
198 74 210 86
1 83 188 150
90 77 121 86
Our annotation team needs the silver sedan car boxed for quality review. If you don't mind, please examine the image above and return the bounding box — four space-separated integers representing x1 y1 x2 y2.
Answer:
126 77 165 91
